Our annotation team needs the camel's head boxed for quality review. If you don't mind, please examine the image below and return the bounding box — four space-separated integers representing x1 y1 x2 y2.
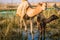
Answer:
21 0 27 2
39 2 46 10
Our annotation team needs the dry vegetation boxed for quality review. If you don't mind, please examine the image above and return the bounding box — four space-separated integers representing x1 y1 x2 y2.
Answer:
0 3 60 40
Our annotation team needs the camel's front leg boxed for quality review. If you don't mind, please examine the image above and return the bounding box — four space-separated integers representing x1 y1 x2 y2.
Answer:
30 18 34 40
30 18 33 33
37 15 41 31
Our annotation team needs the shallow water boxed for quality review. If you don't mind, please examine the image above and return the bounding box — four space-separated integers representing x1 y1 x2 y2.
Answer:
21 30 49 40
22 30 40 40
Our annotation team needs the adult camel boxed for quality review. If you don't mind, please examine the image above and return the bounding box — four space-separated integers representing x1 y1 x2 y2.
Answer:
16 0 46 32
26 2 59 40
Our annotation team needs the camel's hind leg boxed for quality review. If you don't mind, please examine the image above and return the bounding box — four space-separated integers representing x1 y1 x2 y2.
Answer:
20 17 27 32
23 19 27 31
20 18 23 30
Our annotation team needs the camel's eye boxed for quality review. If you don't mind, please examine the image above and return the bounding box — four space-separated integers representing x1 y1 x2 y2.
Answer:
39 4 42 6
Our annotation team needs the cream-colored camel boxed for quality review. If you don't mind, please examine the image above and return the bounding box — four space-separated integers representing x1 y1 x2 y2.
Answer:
16 0 29 31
